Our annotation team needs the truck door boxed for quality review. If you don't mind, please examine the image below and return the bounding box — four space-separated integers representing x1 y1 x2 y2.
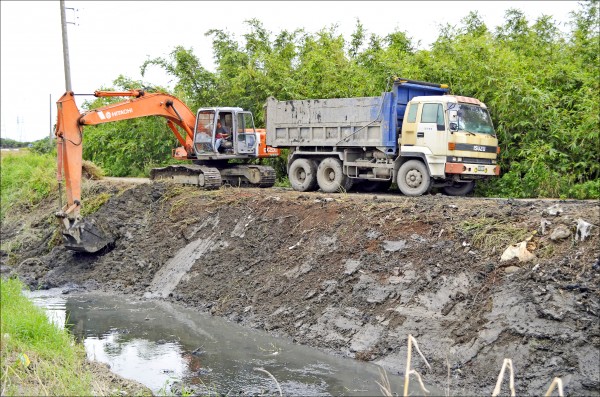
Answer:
417 103 447 156
401 103 419 146
235 111 258 155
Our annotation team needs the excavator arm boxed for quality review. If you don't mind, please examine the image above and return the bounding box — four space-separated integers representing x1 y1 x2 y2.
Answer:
54 90 198 253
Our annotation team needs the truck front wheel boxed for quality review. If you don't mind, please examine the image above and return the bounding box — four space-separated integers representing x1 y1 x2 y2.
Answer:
289 158 318 192
397 160 431 196
317 157 350 193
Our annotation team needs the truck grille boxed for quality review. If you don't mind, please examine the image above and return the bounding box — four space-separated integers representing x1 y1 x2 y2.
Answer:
446 156 495 165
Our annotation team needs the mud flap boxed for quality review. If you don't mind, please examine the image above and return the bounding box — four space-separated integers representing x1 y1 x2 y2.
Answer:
61 218 114 253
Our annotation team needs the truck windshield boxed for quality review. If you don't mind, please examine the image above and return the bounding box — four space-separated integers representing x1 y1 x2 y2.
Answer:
455 104 495 135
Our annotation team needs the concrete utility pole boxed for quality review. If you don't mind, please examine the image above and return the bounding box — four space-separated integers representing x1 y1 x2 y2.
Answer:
49 93 53 145
60 0 72 92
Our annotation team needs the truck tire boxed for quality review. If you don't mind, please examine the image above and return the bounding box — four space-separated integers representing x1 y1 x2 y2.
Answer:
343 177 354 191
317 157 350 193
289 158 318 192
442 180 475 196
357 180 391 193
397 160 431 196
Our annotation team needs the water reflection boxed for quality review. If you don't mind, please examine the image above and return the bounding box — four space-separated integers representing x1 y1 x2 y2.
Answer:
86 336 187 391
27 289 425 396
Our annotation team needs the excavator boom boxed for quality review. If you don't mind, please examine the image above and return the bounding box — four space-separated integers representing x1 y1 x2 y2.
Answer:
55 90 199 253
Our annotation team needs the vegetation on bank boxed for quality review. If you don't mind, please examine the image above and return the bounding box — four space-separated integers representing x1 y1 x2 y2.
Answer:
0 149 110 222
0 278 93 396
0 138 32 149
0 150 56 220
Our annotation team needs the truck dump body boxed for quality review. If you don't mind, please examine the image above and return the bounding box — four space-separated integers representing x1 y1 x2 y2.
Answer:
266 82 448 155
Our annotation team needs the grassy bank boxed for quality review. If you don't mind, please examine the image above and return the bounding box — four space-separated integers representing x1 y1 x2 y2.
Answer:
0 150 56 220
0 277 93 395
0 278 153 396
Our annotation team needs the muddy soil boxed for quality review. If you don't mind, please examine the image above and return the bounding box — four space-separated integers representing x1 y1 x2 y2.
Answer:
3 180 599 396
88 361 152 396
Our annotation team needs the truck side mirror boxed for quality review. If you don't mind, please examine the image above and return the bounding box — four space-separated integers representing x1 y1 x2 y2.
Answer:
450 122 459 132
448 110 458 122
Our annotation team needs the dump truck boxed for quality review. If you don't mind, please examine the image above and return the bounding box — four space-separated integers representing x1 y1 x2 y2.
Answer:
265 78 500 196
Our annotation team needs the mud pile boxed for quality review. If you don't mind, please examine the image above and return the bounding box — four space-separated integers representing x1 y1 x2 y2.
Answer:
4 181 599 395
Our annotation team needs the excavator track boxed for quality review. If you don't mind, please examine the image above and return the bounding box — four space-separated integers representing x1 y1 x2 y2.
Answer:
219 164 277 188
150 164 222 189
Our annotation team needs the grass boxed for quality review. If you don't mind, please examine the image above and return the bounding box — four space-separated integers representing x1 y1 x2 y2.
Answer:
80 193 111 217
1 151 110 220
0 277 93 396
81 160 104 180
460 217 531 254
0 151 57 220
273 176 290 188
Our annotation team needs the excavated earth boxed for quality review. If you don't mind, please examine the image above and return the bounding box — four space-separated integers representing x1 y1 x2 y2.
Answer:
2 179 599 396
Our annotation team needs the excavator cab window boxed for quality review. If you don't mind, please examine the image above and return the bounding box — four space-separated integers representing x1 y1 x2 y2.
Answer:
215 112 234 153
221 113 233 133
194 111 215 153
236 112 258 154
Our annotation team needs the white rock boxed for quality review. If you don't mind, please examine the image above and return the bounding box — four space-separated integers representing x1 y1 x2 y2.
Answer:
545 204 563 216
550 225 571 240
576 218 594 241
501 241 535 262
540 218 551 235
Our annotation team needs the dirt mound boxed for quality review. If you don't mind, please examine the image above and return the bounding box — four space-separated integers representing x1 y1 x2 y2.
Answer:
4 181 599 395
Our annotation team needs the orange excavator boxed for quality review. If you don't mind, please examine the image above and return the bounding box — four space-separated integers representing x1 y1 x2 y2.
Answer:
54 90 280 253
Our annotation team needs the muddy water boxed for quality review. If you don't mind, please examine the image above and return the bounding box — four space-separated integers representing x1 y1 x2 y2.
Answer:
27 289 437 396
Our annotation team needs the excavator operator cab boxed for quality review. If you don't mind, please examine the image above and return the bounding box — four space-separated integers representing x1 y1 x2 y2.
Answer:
193 107 258 157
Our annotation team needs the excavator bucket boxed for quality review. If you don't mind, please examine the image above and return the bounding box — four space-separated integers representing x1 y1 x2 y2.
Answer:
60 218 114 253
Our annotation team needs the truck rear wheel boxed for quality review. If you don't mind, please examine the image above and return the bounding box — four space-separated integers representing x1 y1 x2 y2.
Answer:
442 180 475 196
289 158 318 192
317 157 350 193
397 160 431 196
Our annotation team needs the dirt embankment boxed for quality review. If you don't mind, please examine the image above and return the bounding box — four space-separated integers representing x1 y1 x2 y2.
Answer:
3 180 599 396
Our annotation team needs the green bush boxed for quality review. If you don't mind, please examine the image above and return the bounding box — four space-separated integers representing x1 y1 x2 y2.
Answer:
0 151 57 220
30 137 55 155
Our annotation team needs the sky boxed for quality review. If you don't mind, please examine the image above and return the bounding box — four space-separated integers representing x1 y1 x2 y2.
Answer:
0 1 580 142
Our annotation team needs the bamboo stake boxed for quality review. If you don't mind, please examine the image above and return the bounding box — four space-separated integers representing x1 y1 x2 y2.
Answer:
404 334 432 396
403 334 413 397
544 377 564 397
492 358 516 397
